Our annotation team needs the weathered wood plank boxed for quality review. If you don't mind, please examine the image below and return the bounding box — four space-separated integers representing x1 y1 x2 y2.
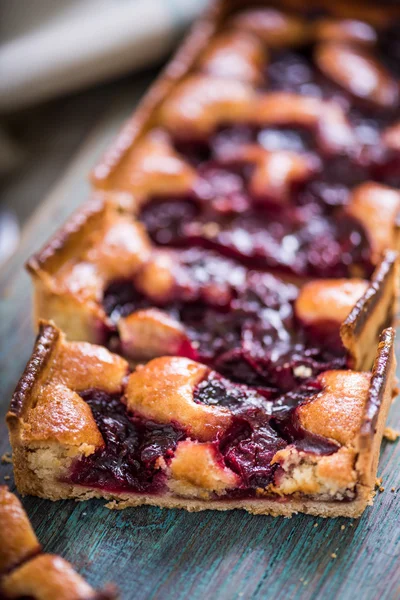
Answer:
0 77 399 600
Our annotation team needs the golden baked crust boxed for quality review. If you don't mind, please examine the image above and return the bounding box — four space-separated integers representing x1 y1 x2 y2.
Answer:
1 555 98 600
125 356 232 441
315 42 398 108
221 143 319 204
295 279 369 328
157 76 356 154
341 251 399 370
345 183 400 264
7 324 127 450
227 7 308 47
6 322 397 518
298 371 371 445
0 487 116 599
197 29 266 84
313 17 377 44
7 323 129 498
118 309 188 360
93 129 196 202
169 440 239 495
0 486 40 575
26 198 151 343
158 74 256 136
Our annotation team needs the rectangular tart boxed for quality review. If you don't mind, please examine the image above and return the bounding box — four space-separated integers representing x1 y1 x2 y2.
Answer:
6 322 397 518
18 0 400 519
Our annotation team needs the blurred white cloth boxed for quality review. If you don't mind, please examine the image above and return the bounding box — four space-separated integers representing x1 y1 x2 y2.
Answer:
0 0 205 112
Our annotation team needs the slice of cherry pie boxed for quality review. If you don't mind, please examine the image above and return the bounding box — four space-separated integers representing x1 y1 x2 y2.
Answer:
6 322 396 518
0 486 116 599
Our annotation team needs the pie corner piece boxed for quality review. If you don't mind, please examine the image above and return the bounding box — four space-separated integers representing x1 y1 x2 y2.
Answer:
0 486 118 599
6 321 396 519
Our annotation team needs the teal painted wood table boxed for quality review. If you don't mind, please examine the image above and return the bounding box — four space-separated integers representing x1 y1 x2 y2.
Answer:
1 78 399 600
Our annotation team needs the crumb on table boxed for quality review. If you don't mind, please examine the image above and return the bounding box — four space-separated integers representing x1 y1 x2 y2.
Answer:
1 452 12 464
383 427 400 442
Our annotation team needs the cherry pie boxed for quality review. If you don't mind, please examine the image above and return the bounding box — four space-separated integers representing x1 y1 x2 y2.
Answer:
0 486 116 599
9 0 400 519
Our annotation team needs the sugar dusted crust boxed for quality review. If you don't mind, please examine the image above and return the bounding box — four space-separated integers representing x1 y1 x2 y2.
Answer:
6 323 397 518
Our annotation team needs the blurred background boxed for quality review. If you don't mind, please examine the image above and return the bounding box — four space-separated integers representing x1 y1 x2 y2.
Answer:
0 0 206 266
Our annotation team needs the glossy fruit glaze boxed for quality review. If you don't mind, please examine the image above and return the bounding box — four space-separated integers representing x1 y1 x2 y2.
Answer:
102 248 347 396
139 172 373 280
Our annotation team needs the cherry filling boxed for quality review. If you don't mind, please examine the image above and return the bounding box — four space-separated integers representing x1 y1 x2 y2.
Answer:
139 144 375 278
67 371 339 496
102 250 347 394
140 196 373 279
194 377 287 488
378 21 400 79
221 418 287 489
197 373 339 491
68 390 185 493
266 49 316 95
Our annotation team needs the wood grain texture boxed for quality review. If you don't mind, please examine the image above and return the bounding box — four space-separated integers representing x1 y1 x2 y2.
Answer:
0 79 399 600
